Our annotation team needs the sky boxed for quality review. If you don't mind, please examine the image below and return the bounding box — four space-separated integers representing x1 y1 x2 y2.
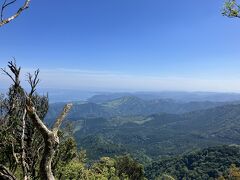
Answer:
1 0 240 92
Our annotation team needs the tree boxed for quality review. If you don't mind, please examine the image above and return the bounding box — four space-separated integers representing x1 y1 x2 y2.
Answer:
0 61 45 180
228 164 240 180
0 61 73 180
115 155 146 180
223 0 240 18
0 0 31 27
156 174 175 180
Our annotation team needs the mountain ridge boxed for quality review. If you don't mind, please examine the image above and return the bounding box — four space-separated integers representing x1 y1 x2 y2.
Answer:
45 96 239 122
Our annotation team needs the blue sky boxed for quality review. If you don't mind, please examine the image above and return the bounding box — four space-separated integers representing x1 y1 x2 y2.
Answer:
1 0 240 92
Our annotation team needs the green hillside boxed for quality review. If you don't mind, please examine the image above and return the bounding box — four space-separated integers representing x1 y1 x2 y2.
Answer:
73 104 240 162
145 145 240 180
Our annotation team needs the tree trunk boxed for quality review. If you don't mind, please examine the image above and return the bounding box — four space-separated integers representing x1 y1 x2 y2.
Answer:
39 133 59 180
26 103 72 180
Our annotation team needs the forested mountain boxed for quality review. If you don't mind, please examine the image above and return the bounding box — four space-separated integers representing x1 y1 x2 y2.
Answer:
89 92 240 103
45 96 236 123
31 94 240 179
145 145 240 180
71 103 240 163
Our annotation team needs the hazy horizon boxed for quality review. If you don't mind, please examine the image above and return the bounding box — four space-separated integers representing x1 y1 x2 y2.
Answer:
2 67 240 93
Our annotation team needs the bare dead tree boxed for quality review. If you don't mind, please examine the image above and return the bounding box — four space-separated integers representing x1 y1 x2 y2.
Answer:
17 69 40 180
0 0 31 27
26 99 72 180
0 61 23 180
3 62 72 180
1 61 29 180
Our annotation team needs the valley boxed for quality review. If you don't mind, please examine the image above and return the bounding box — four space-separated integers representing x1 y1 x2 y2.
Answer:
46 93 240 166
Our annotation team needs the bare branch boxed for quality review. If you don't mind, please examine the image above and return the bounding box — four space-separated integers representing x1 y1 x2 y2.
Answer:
11 140 18 164
1 68 15 83
27 69 40 97
21 108 30 180
0 164 16 180
0 0 31 27
1 0 17 21
52 103 73 135
1 60 21 86
26 97 52 137
1 0 7 21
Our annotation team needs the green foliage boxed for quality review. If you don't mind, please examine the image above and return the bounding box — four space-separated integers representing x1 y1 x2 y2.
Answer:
223 0 240 18
115 155 146 180
62 161 84 179
58 154 146 180
91 157 122 180
53 136 78 177
145 145 240 180
61 161 90 180
155 174 175 180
